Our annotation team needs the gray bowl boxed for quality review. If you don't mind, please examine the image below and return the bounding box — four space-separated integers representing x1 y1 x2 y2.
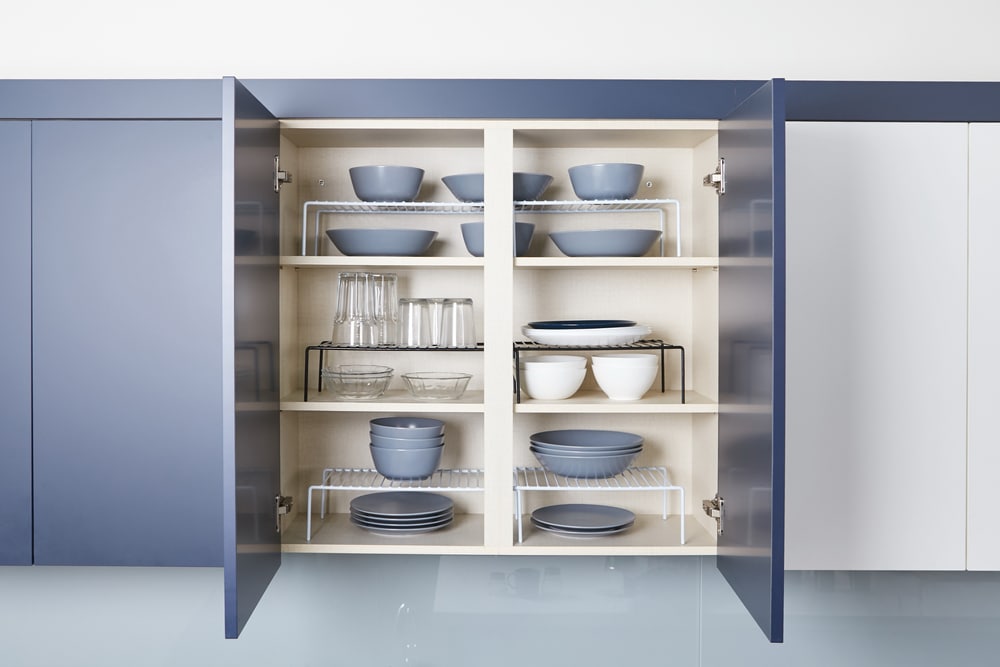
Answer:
529 429 644 449
369 443 444 480
514 172 554 200
326 228 437 256
349 165 424 202
370 432 446 450
370 416 446 438
441 172 554 202
530 449 639 478
549 229 660 257
442 173 484 202
568 163 644 200
460 221 535 257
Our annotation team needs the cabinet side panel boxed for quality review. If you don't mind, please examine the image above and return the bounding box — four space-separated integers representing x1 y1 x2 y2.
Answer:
0 121 32 565
31 120 223 566
785 122 968 570
968 123 1000 570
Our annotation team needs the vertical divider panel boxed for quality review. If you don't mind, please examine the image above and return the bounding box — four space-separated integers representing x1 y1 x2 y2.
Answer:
482 126 515 549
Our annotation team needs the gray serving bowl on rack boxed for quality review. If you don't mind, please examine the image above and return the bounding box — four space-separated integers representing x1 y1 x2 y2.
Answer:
349 165 424 202
549 229 661 257
326 228 438 256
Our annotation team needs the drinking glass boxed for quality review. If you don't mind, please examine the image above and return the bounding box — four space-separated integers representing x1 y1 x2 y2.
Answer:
398 298 431 348
427 297 445 347
332 272 376 347
439 298 476 348
370 272 398 346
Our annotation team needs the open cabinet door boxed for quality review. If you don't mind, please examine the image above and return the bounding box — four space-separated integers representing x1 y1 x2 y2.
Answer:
222 77 282 638
716 79 786 642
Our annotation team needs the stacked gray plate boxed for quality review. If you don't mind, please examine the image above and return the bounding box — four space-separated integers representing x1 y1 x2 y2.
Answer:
529 429 643 478
349 491 454 535
531 503 635 537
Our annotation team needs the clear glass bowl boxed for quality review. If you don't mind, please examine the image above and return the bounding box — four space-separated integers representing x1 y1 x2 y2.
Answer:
321 364 393 400
401 372 472 400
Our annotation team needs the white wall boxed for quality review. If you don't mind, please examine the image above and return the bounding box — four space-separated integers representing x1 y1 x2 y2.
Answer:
4 0 1000 80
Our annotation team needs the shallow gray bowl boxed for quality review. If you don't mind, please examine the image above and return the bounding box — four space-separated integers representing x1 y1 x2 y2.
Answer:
529 429 644 450
531 449 639 478
568 163 644 200
460 221 535 257
326 228 437 256
349 165 424 202
369 443 444 480
441 172 553 202
549 229 660 257
369 416 446 438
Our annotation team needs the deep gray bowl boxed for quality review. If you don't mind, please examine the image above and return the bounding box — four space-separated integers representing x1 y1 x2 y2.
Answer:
568 163 644 200
460 221 535 257
549 229 660 257
349 165 424 202
370 432 446 450
442 173 484 202
369 443 444 480
441 172 554 202
369 416 446 438
326 228 437 256
513 172 554 200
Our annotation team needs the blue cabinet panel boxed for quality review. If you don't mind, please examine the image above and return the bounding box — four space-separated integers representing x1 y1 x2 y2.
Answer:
716 79 786 642
242 78 767 120
32 120 223 566
0 80 220 120
222 78 281 638
0 121 32 565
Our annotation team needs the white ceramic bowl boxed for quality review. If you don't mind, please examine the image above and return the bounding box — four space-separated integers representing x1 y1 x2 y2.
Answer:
592 363 659 400
519 354 588 368
591 353 659 367
519 364 586 400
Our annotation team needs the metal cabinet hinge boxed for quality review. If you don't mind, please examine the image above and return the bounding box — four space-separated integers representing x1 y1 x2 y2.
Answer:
274 155 293 193
275 494 294 532
702 494 724 535
703 157 725 195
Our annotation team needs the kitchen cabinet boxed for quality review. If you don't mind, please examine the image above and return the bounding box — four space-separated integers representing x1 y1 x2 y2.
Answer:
224 78 785 640
0 121 32 565
31 120 224 565
784 122 969 570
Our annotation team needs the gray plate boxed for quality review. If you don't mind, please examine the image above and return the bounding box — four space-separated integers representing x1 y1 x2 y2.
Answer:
351 508 453 524
530 503 636 531
530 517 634 537
350 491 453 518
350 515 454 534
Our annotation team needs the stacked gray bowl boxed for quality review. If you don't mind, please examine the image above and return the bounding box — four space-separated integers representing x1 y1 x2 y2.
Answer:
369 417 446 480
529 429 643 478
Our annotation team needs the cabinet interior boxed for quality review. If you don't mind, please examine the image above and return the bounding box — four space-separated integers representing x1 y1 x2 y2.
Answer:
274 119 721 555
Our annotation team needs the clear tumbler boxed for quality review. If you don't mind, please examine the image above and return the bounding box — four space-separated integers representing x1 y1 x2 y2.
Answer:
332 272 376 347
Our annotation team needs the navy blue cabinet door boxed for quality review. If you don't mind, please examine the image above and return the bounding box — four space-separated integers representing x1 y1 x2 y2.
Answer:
0 121 32 565
222 77 281 639
716 79 786 642
32 120 223 566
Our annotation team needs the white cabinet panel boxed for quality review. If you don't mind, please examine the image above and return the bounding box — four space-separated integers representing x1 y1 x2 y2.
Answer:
967 123 1000 570
785 122 968 570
